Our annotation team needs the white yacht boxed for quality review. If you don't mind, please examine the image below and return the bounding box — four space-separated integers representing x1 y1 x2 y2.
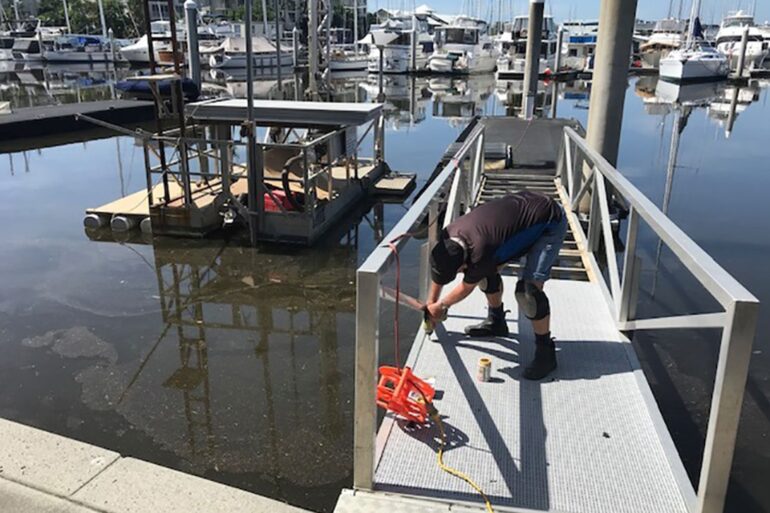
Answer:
428 16 498 74
366 14 440 73
495 15 558 74
639 18 687 68
205 36 292 69
561 20 598 71
120 21 221 65
660 10 728 82
715 11 769 72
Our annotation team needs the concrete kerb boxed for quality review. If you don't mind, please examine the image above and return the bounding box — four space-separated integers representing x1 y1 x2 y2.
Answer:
0 418 311 513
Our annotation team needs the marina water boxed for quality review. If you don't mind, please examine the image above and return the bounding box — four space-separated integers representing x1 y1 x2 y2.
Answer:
0 71 768 512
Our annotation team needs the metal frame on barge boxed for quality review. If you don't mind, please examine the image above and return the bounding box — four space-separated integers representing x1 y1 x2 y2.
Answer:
83 99 390 245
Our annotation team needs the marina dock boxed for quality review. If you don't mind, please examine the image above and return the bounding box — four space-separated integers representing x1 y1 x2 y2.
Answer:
0 100 155 143
345 117 758 512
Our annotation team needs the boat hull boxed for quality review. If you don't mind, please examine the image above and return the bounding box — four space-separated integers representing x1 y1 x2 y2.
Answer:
44 51 117 63
367 47 428 74
428 53 497 74
329 56 368 71
208 52 293 69
660 54 729 82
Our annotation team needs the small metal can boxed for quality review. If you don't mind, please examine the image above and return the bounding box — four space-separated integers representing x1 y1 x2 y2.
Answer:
477 357 492 382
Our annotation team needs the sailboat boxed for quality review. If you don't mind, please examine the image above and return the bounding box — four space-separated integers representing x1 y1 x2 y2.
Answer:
328 0 367 72
659 1 728 82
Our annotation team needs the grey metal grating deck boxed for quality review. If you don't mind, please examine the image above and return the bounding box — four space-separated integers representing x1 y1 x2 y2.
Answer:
370 277 692 513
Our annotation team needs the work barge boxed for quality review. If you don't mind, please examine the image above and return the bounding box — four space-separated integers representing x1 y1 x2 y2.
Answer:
337 116 759 513
82 96 410 245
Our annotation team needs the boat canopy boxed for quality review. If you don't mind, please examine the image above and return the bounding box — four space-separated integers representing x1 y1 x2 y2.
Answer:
185 99 383 127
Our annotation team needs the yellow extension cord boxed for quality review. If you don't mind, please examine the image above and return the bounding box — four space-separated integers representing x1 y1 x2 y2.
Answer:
430 409 495 513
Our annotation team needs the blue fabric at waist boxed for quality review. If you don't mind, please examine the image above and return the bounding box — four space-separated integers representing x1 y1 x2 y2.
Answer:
493 221 553 264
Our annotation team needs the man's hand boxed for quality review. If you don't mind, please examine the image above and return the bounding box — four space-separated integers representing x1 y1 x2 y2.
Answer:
426 302 448 322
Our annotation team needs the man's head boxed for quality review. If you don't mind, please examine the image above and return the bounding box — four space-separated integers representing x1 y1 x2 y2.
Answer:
430 233 466 285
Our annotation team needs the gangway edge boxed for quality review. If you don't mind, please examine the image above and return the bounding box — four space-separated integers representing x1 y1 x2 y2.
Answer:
344 117 759 513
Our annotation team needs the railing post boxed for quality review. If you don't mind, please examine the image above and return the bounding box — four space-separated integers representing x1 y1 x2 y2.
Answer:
353 268 380 490
618 206 638 323
696 300 758 513
561 132 572 194
471 128 485 203
586 170 601 252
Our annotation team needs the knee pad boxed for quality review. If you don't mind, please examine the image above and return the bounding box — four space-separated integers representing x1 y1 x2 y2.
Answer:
479 273 502 294
515 280 550 320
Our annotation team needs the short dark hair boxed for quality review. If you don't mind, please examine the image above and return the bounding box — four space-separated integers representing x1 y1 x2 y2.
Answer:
430 233 465 285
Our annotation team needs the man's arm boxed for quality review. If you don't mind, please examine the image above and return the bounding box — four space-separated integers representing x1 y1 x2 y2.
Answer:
428 281 443 304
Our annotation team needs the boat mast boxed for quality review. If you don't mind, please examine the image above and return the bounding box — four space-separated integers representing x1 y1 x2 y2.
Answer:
97 0 107 38
685 0 700 48
62 0 71 33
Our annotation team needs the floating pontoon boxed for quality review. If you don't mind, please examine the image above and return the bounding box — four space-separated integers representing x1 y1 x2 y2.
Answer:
85 97 408 245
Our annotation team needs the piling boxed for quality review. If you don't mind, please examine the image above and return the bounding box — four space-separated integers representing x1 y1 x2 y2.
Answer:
185 0 201 87
108 28 116 64
274 0 282 89
245 0 255 107
411 13 418 72
292 26 299 67
554 26 564 72
735 26 749 78
522 0 544 119
308 0 319 96
584 0 638 169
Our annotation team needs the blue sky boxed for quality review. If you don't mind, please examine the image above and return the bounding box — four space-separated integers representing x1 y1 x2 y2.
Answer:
367 0 770 25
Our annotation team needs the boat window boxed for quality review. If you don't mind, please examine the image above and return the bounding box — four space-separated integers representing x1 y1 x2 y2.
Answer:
440 28 478 45
391 33 412 46
723 17 751 28
569 48 578 57
482 42 492 50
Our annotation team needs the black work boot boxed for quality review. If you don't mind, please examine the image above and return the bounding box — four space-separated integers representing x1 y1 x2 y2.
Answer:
465 305 510 337
523 333 557 380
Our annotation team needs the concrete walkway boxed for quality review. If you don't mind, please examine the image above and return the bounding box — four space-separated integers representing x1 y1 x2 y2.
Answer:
0 418 311 513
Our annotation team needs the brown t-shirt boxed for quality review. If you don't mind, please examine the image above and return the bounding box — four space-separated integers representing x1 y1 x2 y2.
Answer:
446 191 562 283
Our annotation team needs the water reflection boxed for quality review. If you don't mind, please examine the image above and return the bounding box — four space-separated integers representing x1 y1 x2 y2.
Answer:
428 74 496 125
2 67 770 513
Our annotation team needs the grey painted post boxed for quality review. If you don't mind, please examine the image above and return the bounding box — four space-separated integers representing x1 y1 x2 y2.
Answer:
246 0 255 112
108 28 116 64
308 0 318 96
411 13 418 72
735 25 749 77
554 26 564 72
274 0 282 88
522 0 544 119
292 26 299 67
185 0 201 87
584 0 638 168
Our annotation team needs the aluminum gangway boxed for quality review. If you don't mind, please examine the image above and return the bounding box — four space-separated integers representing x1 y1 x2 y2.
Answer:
336 117 758 513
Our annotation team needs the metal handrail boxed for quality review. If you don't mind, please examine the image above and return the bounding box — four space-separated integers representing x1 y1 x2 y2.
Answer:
558 126 759 513
353 120 486 490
